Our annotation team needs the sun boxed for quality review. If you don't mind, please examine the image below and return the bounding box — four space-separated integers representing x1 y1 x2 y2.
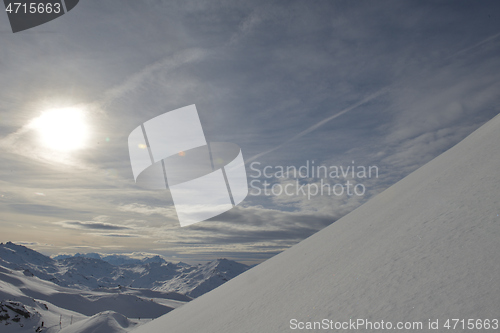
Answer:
32 107 89 151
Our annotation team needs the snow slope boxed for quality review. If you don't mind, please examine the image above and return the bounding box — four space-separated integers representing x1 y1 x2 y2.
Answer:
0 265 175 318
58 311 139 333
0 264 180 332
0 267 87 333
132 114 500 333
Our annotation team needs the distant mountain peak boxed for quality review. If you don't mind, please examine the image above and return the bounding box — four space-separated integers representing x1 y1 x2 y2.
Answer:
0 244 249 298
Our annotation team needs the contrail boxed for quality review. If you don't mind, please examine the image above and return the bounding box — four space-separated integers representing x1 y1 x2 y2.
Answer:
245 87 389 164
448 31 500 59
101 48 208 108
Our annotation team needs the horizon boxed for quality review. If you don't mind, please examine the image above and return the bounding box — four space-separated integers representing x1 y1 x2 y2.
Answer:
0 241 242 266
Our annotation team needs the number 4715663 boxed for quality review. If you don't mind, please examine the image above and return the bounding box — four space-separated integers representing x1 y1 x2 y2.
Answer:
5 2 61 14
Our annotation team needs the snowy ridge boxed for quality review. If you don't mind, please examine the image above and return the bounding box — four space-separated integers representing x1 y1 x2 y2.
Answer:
132 114 500 333
52 253 168 267
154 259 249 298
0 242 249 298
58 311 137 333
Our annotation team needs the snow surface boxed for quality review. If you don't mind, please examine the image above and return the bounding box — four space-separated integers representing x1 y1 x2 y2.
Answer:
0 265 176 332
0 267 87 333
58 311 139 333
0 264 175 317
132 114 500 333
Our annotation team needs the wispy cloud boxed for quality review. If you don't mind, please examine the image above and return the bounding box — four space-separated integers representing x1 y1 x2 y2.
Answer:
117 203 177 219
100 48 209 108
55 220 131 231
12 241 53 247
88 233 143 238
245 88 390 164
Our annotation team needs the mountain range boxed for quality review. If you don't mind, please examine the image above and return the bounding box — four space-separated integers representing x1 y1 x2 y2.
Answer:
0 241 249 332
0 242 248 298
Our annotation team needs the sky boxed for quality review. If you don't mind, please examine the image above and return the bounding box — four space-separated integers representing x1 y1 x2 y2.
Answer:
0 0 499 265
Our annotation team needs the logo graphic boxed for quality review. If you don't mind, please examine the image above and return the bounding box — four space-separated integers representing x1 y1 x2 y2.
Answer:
128 105 248 227
3 0 79 33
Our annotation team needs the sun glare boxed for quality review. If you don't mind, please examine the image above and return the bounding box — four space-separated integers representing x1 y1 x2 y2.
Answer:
32 107 89 151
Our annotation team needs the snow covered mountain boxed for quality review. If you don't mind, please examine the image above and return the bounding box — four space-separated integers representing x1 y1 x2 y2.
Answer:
0 242 249 298
154 259 248 298
52 253 168 267
131 114 500 333
0 243 249 332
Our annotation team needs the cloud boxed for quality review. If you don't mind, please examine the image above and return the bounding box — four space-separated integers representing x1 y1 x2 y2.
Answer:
55 220 131 231
117 203 177 219
89 233 143 238
60 246 102 250
228 7 268 46
148 205 338 254
6 204 90 217
12 241 53 247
